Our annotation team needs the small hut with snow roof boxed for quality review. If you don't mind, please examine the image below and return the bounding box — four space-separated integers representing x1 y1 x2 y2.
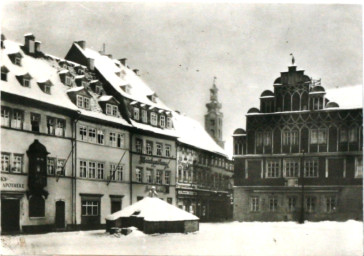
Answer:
106 189 199 234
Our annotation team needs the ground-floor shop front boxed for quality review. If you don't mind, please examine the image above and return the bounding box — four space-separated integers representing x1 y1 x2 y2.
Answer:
233 185 363 222
176 188 233 221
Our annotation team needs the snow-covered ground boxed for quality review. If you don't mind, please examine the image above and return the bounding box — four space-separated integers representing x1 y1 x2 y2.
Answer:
1 221 362 256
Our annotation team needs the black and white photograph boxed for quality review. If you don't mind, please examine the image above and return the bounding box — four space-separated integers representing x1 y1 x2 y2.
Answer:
0 1 363 255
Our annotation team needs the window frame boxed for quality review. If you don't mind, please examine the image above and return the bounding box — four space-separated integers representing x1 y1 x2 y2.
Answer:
250 197 259 212
1 153 11 172
266 160 280 178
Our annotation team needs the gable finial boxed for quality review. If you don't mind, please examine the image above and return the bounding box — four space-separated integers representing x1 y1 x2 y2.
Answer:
290 53 295 65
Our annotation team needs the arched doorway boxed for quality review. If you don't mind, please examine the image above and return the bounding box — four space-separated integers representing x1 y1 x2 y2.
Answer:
55 200 65 229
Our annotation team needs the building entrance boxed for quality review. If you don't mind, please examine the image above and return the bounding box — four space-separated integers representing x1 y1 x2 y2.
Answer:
55 201 66 229
1 198 20 233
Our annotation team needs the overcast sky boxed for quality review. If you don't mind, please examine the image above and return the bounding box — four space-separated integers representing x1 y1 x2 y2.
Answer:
1 2 362 156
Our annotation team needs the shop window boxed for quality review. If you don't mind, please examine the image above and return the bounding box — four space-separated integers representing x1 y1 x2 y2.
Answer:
325 196 336 213
305 196 316 213
29 195 45 217
31 113 41 132
250 197 259 212
1 107 10 127
287 197 296 212
81 200 99 216
269 198 278 212
1 153 10 172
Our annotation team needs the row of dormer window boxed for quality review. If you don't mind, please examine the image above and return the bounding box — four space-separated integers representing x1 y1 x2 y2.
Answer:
132 106 172 129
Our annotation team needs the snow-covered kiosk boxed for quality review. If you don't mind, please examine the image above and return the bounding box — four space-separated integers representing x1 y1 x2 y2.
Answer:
106 190 199 234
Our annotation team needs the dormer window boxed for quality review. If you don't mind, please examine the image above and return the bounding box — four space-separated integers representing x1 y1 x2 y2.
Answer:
147 93 157 103
141 109 148 123
120 84 131 94
1 66 9 81
38 80 53 94
81 81 88 88
65 76 72 86
95 85 103 95
160 115 165 128
106 103 119 117
134 107 140 120
150 112 157 126
15 57 21 65
8 52 22 66
166 117 172 129
16 73 32 88
78 69 85 75
77 95 90 110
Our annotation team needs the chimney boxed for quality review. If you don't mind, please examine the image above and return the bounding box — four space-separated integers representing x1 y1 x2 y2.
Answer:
133 69 139 76
77 40 86 49
24 33 35 53
119 58 127 66
1 34 5 49
87 58 95 70
35 41 41 53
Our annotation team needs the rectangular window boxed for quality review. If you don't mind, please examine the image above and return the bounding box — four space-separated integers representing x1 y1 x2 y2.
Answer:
304 159 319 178
12 154 23 173
77 95 83 108
311 129 327 144
97 163 104 180
47 158 56 175
284 159 299 177
88 128 96 143
81 201 99 216
136 167 143 183
266 160 280 178
23 79 30 87
288 197 296 212
349 127 358 143
326 196 336 213
117 134 124 148
150 112 157 126
11 109 23 129
250 197 259 212
80 160 87 178
110 132 116 147
97 130 104 144
15 57 21 66
134 107 140 120
56 159 65 176
156 143 162 156
305 196 316 213
269 198 278 212
65 76 72 86
156 170 162 184
112 106 118 117
146 169 153 183
136 138 143 153
263 131 271 146
167 117 172 128
55 119 65 137
1 153 10 172
340 128 348 143
160 116 165 128
167 198 173 204
146 141 153 155
141 110 148 123
106 104 112 115
88 162 96 179
165 145 171 157
110 164 123 181
79 126 87 141
283 130 299 146
47 116 56 135
77 95 90 110
1 107 10 127
310 129 318 144
30 113 41 132
84 98 90 110
355 157 363 178
256 132 263 146
165 171 170 185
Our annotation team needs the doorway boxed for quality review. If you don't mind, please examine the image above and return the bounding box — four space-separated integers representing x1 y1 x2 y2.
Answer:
55 201 65 229
1 199 20 232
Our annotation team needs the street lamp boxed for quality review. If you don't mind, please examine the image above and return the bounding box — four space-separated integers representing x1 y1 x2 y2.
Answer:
299 149 305 224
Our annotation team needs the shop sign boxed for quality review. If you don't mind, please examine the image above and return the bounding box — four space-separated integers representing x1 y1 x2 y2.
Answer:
139 156 170 168
1 176 26 190
146 185 169 194
178 190 197 196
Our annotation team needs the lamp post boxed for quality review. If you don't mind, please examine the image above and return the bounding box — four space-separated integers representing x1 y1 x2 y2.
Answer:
299 149 305 224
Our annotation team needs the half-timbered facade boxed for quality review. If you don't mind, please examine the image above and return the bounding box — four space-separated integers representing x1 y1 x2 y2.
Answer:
233 65 363 222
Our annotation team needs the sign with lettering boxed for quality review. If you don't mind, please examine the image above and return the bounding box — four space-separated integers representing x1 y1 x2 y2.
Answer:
1 176 26 191
146 185 169 194
177 190 197 196
139 156 170 168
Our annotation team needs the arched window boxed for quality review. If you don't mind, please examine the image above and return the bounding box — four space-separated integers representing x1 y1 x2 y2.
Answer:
292 92 300 111
29 195 45 217
301 92 308 110
284 93 291 111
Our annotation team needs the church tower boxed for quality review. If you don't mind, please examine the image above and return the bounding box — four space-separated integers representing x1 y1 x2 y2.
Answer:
205 77 224 148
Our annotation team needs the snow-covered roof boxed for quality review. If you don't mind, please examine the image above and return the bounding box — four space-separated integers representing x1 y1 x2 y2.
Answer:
130 120 178 138
73 43 171 110
172 112 227 157
1 40 78 110
325 85 362 109
67 86 85 93
106 197 199 222
98 95 114 102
